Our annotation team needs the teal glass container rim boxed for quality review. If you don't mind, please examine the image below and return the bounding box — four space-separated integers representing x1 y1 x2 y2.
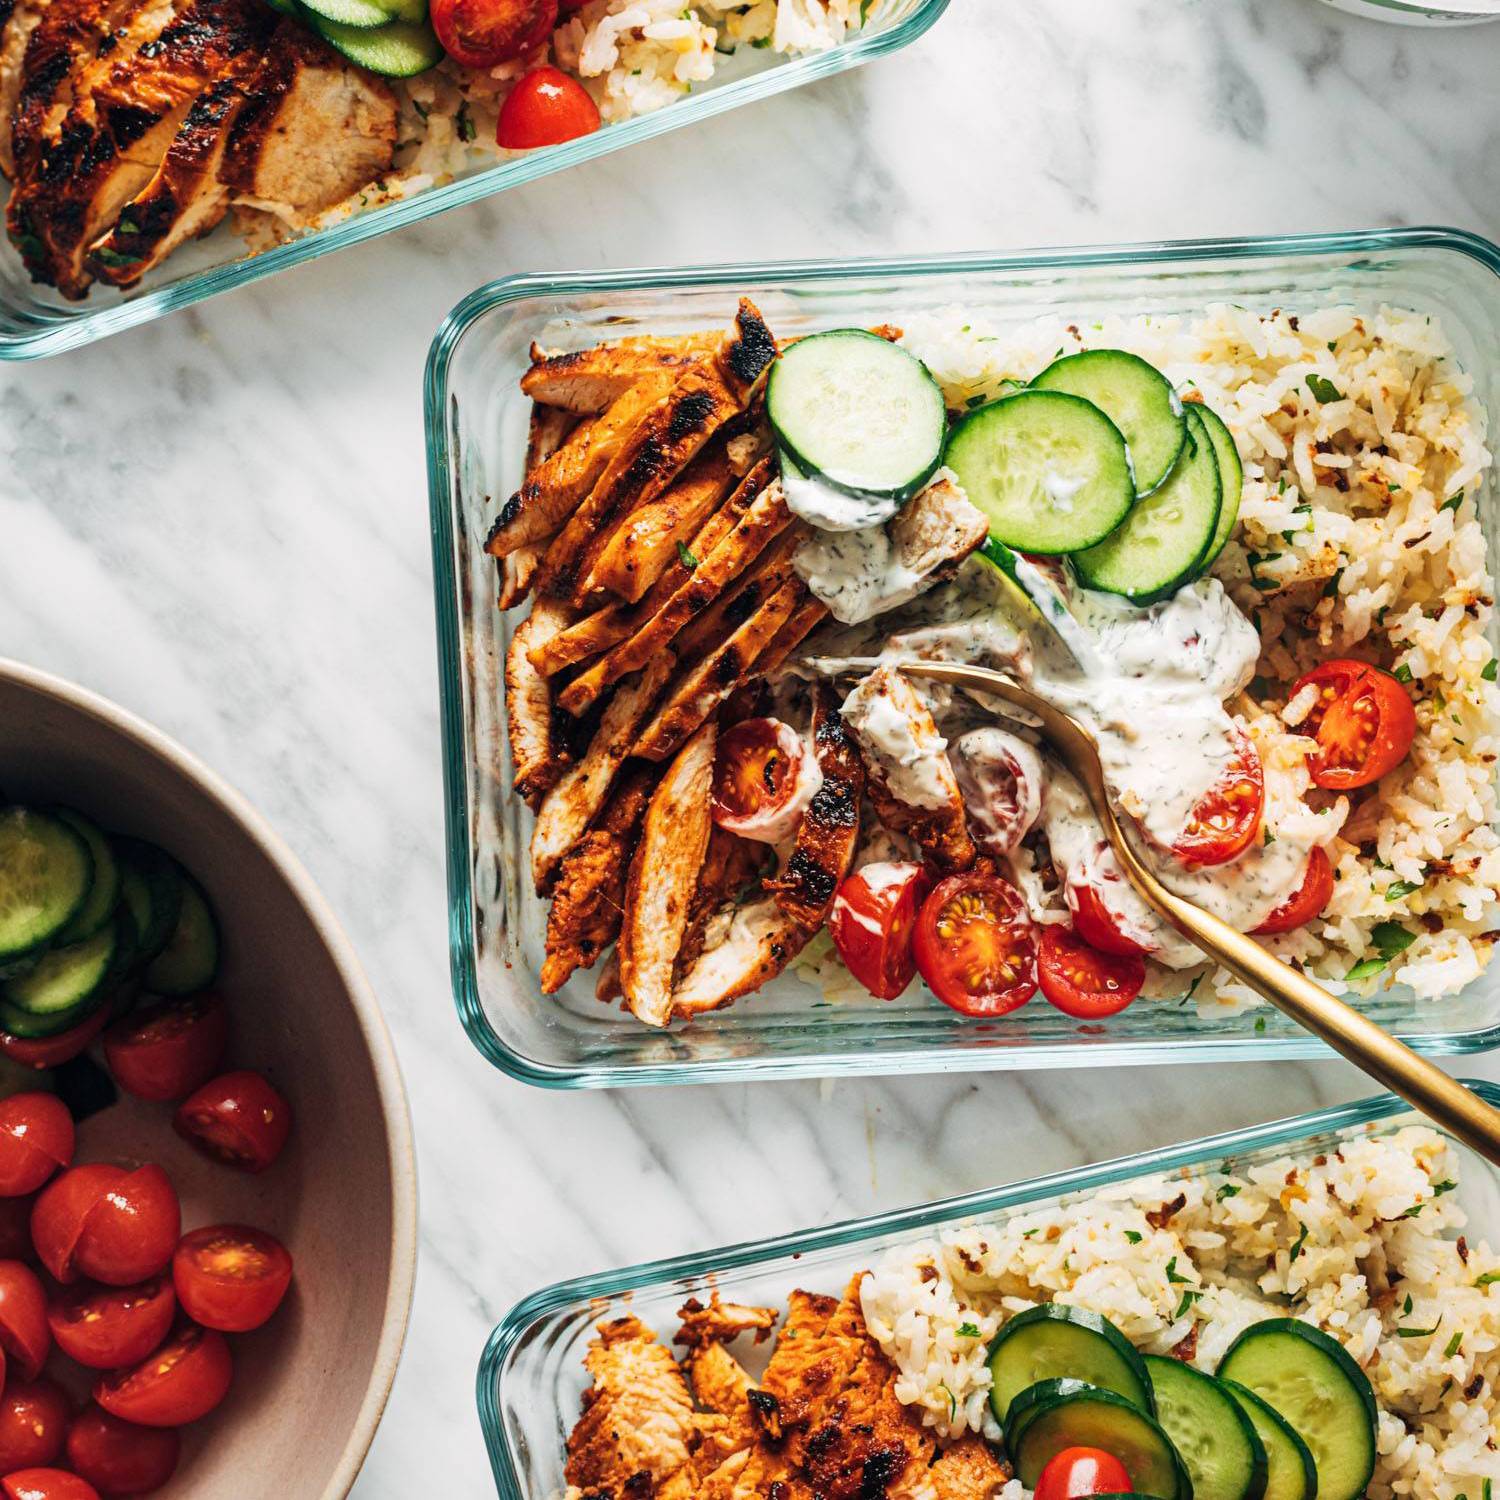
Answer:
0 0 948 361
428 225 1500 1092
475 1080 1500 1497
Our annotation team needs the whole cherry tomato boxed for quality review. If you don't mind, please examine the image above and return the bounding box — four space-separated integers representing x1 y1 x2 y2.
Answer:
32 1165 180 1286
0 1005 111 1070
913 873 1038 1017
0 1260 50 1378
1170 730 1264 867
48 1276 175 1370
1 1472 99 1500
0 1379 70 1474
95 1321 232 1428
497 66 601 150
432 0 555 69
1253 846 1335 936
827 863 932 1001
0 1094 74 1197
66 1407 179 1498
172 1224 292 1333
103 994 228 1103
174 1071 291 1174
1290 659 1417 790
1034 1446 1134 1500
30 1166 124 1284
1037 925 1145 1020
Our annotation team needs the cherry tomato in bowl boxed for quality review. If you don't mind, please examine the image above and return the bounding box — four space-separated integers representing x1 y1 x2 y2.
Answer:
2 1471 100 1500
103 993 229 1103
497 65 602 150
32 1165 180 1286
0 1094 74 1197
709 718 815 843
95 1320 232 1428
1170 729 1264 867
913 873 1037 1017
1253 846 1335 936
1290 659 1417 790
0 1378 70 1474
174 1070 291 1173
827 863 932 1001
1034 1445 1134 1500
1037 926 1145 1020
0 1005 111 1071
66 1407 179 1499
1068 878 1151 959
48 1276 175 1370
433 0 554 69
0 1260 50 1379
173 1223 293 1333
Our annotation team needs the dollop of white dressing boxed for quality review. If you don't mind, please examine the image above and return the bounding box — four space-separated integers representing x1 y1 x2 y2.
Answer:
794 524 928 625
840 675 953 811
781 460 901 532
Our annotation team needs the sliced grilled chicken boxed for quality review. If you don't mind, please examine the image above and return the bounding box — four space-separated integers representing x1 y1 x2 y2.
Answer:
674 826 770 984
757 594 830 677
929 1434 1013 1500
669 893 814 1018
675 1295 778 1350
496 406 577 609
889 474 989 581
521 332 720 414
669 523 804 665
0 0 52 179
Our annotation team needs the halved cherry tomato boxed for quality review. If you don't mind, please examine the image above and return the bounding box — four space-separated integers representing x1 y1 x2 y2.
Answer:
48 1276 175 1370
0 1379 70 1474
0 1094 73 1198
2 1470 99 1500
827 863 933 1001
432 0 554 69
949 730 1042 857
497 65 601 150
913 873 1037 1017
0 1261 50 1379
1171 730 1264 867
1038 925 1145 1020
0 1006 111 1071
1034 1445 1134 1500
1068 879 1149 959
173 1224 292 1334
95 1321 231 1428
1253 846 1335 936
174 1071 291 1174
1291 659 1417 790
103 994 228 1103
710 718 812 843
66 1407 180 1498
32 1165 180 1286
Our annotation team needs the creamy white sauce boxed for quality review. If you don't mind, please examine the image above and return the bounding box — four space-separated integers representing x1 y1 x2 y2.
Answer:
841 672 954 811
1042 469 1087 512
781 457 901 532
794 524 927 625
950 727 1043 857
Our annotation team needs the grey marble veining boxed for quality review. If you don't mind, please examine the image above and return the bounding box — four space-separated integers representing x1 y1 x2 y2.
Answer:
3 0 1500 1494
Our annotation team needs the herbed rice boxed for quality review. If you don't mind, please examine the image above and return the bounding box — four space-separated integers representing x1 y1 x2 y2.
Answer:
860 1126 1499 1500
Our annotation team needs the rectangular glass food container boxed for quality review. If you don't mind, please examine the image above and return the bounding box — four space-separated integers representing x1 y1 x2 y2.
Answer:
427 226 1500 1090
476 1083 1500 1499
0 0 945 361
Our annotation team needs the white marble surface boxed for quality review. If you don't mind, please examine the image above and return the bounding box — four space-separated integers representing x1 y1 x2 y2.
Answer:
3 0 1500 1493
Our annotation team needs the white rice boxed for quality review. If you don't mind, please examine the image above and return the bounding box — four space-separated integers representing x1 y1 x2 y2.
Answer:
860 1126 1500 1500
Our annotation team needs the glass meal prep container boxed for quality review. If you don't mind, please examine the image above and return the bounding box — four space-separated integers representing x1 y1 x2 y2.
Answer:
0 0 945 361
427 226 1500 1090
476 1083 1500 1498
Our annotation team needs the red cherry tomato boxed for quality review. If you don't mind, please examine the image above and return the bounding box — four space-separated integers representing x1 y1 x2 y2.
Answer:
0 1095 74 1198
172 1224 292 1334
2 1472 99 1500
827 863 933 1001
32 1165 180 1286
66 1407 179 1498
31 1166 124 1285
432 0 554 68
1170 729 1264 867
497 65 601 150
1034 1445 1134 1500
48 1276 175 1370
0 1006 111 1071
1068 880 1150 959
0 1261 50 1379
710 718 809 840
95 1321 231 1428
1290 659 1417 790
1037 925 1145 1020
103 994 228 1103
0 1379 70 1474
1253 846 1335 936
174 1071 291 1174
913 873 1037 1017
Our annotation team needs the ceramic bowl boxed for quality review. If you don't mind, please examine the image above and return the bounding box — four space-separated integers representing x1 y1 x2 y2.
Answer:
0 657 417 1498
1311 0 1498 25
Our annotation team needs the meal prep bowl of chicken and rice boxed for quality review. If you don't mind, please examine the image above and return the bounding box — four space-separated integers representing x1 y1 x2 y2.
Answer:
428 227 1500 1087
479 1087 1500 1500
0 0 943 357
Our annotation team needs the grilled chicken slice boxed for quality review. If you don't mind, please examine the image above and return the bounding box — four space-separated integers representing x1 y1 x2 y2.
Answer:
505 599 574 810
669 524 804 665
669 893 814 1018
676 1296 778 1350
522 332 721 414
0 0 51 178
619 720 717 1028
758 595 830 677
929 1434 1012 1500
888 475 989 584
674 827 770 984
496 407 577 609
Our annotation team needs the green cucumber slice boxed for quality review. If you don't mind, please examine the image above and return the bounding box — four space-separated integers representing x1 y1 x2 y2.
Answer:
1 920 118 1021
767 331 946 502
1146 1355 1267 1500
1217 1320 1374 1500
1194 405 1243 570
0 808 93 961
1072 406 1222 604
1221 1380 1317 1500
945 391 1135 555
1010 1383 1190 1499
1004 1376 1100 1451
296 0 393 28
143 878 218 995
115 840 184 964
304 12 443 75
1032 349 1188 496
53 811 120 944
987 1304 1154 1424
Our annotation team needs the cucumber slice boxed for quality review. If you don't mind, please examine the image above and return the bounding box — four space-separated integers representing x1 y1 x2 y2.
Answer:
767 331 946 501
297 0 393 27
1217 1320 1374 1500
143 878 218 995
1033 349 1188 496
53 811 120 945
987 1304 1154 1424
1004 1376 1100 1451
1194 405 1243 570
115 840 184 964
1221 1380 1317 1500
945 391 1135 555
1 920 118 1022
1146 1355 1267 1500
304 11 443 75
1072 407 1222 604
1010 1383 1190 1499
0 808 93 961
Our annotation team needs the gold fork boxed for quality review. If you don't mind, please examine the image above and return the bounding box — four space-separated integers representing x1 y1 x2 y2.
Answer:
898 659 1500 1164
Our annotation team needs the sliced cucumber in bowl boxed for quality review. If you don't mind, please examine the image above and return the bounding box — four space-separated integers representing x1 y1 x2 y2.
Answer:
143 875 219 995
52 809 120 944
1146 1354 1266 1500
1220 1379 1317 1500
0 917 119 1032
988 1303 1155 1424
304 9 443 74
1194 403 1244 570
296 0 397 28
0 807 94 962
